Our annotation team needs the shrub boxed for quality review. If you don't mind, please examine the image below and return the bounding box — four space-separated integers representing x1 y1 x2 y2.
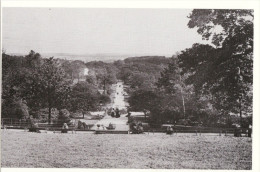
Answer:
58 109 71 124
99 94 111 104
2 98 29 119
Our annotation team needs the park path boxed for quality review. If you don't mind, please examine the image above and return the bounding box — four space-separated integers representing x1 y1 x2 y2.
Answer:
91 81 129 131
112 81 126 109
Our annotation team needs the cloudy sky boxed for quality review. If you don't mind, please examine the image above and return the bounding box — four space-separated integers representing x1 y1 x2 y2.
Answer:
2 8 208 56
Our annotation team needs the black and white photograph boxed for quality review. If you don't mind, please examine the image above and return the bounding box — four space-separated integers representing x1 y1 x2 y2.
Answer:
1 0 259 170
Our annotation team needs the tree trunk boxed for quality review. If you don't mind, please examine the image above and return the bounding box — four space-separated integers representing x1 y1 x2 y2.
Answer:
239 96 242 126
103 79 106 94
48 87 52 124
179 75 186 118
48 106 51 124
180 87 186 118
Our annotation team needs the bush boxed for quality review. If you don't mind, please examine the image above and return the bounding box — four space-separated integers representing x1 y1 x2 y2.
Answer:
130 121 144 134
58 109 71 124
2 98 29 119
99 94 111 104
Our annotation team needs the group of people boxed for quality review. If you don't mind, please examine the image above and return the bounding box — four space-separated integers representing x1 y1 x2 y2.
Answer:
110 108 120 118
130 121 144 134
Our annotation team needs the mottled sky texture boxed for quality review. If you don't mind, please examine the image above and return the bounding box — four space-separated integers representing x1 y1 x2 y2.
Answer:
3 8 208 56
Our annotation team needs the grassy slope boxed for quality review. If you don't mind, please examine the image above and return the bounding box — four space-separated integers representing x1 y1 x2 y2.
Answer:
1 130 252 169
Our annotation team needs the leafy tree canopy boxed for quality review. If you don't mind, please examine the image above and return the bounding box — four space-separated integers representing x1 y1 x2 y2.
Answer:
179 9 253 114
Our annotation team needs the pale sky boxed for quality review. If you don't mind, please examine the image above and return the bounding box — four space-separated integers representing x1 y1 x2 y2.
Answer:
2 8 208 56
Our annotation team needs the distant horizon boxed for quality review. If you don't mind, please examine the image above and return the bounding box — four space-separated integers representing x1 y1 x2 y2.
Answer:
6 52 174 62
7 52 173 57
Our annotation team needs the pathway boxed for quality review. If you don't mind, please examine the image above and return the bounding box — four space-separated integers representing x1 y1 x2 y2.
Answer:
91 81 129 131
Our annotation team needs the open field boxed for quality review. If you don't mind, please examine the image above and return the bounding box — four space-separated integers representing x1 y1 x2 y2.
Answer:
1 130 252 169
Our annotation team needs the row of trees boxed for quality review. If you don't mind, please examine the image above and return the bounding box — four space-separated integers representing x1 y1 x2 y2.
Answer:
127 9 253 127
2 51 116 123
115 56 170 93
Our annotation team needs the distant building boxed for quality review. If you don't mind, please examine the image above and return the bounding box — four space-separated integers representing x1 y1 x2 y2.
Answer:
129 111 150 122
72 78 86 85
98 89 107 95
84 68 89 76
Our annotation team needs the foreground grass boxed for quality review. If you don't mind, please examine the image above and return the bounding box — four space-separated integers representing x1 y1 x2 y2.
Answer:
1 130 252 169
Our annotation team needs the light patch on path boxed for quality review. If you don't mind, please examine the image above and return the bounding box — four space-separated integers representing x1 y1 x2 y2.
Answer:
92 114 129 131
113 82 126 110
92 81 129 131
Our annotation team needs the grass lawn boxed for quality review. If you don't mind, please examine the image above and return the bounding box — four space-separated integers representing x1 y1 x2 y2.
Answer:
1 130 252 169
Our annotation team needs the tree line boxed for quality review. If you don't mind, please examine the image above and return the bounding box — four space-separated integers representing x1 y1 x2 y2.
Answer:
2 51 117 123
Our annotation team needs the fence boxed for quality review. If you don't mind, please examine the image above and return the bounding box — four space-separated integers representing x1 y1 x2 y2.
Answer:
1 118 123 131
144 123 249 134
1 118 94 131
1 118 29 129
1 118 250 136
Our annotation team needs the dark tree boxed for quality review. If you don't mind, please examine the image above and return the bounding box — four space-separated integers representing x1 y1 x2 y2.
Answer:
128 90 160 120
70 82 99 118
181 9 253 118
26 57 71 123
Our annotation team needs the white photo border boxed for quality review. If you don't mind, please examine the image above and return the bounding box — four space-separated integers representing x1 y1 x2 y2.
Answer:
1 1 259 172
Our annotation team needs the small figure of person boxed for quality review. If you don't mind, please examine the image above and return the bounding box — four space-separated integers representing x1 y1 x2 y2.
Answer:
126 111 131 117
111 108 115 117
115 108 120 118
137 122 144 134
248 124 252 137
70 121 76 133
28 116 40 133
62 123 69 133
132 124 138 134
78 120 83 129
166 126 174 135
107 123 115 130
82 122 88 130
105 108 108 116
234 125 242 137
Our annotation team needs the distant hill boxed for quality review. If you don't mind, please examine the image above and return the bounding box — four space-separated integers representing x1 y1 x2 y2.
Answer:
124 56 171 65
8 53 172 63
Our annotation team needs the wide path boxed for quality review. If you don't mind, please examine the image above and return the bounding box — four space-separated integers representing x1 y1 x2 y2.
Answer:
112 81 126 110
91 81 129 131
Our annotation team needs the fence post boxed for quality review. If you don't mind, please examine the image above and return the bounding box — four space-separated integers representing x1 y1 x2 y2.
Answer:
219 130 221 136
225 130 227 136
195 130 198 136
